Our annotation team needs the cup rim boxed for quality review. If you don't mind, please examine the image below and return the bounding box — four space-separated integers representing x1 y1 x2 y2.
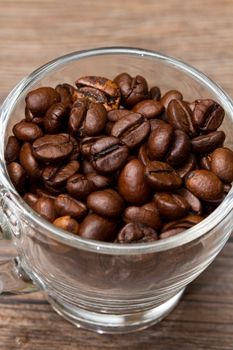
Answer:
1 46 233 255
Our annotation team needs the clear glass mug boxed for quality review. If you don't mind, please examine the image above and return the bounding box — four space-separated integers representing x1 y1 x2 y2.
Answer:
0 47 233 334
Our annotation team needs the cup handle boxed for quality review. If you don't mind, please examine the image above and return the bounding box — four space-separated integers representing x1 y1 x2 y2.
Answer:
0 190 38 295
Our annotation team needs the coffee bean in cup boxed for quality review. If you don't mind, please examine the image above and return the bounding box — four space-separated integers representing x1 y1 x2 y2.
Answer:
5 74 233 243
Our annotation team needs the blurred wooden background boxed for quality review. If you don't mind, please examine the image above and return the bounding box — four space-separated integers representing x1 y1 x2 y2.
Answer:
0 0 233 349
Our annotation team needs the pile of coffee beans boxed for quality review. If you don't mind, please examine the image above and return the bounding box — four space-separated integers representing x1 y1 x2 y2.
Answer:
5 73 233 243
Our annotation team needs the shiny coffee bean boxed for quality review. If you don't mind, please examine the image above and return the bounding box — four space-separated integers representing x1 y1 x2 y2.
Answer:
53 216 79 234
161 215 203 233
176 188 202 215
79 214 117 242
154 192 189 220
107 109 131 122
5 136 21 163
167 99 196 137
19 142 41 179
44 103 69 133
34 197 57 222
118 159 150 204
7 162 26 192
13 120 43 142
55 83 74 108
191 131 225 154
192 99 225 132
32 134 73 163
199 154 212 170
54 194 87 219
68 98 87 135
23 193 39 209
25 107 44 125
185 169 223 200
145 161 182 191
90 136 129 173
132 99 164 119
210 147 233 183
160 90 183 109
80 136 103 158
114 72 149 108
42 160 80 189
111 112 150 148
115 223 158 243
138 144 150 165
176 154 197 178
87 189 124 217
150 86 161 101
147 121 173 160
166 130 191 167
124 203 161 229
25 87 60 116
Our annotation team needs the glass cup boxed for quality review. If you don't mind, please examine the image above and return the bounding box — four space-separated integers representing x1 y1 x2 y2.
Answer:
0 47 232 334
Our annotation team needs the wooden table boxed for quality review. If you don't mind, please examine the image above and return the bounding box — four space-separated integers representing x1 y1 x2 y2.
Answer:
0 0 233 349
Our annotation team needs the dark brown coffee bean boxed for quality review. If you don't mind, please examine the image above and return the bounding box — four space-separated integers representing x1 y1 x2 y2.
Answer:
54 194 87 219
167 99 196 137
114 73 149 108
138 144 150 165
191 131 225 154
23 193 39 209
87 189 124 217
177 188 202 215
68 136 80 161
80 136 103 158
150 86 161 101
55 83 74 108
115 223 158 243
25 87 60 116
87 173 112 190
42 160 80 189
124 203 161 229
35 188 58 200
132 100 164 119
154 192 189 220
90 136 129 173
176 154 197 178
161 215 203 233
19 142 41 179
34 197 57 222
118 159 150 204
111 112 150 148
147 121 173 160
185 169 223 200
79 214 117 242
13 120 43 142
5 136 21 163
32 134 73 163
83 103 107 136
107 109 131 122
7 162 26 192
159 227 185 239
192 99 225 132
75 76 120 111
161 90 183 109
210 147 233 183
199 154 212 170
68 98 87 135
81 159 96 174
44 103 69 133
25 107 44 125
53 216 79 234
145 161 182 191
166 130 190 167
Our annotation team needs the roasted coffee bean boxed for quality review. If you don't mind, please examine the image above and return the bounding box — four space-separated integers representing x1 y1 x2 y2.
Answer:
68 98 87 135
32 134 73 163
116 223 158 243
79 214 117 242
147 121 173 160
19 142 41 179
150 86 161 101
81 159 96 174
138 144 150 165
114 73 149 108
42 160 80 189
25 107 44 125
145 161 182 191
191 131 225 154
54 194 87 219
25 87 60 116
161 90 183 109
87 173 112 189
23 193 39 209
44 103 69 133
210 147 233 183
132 100 164 119
90 136 129 173
35 188 57 199
111 112 150 148
5 136 21 163
162 215 203 232
154 192 189 220
34 197 57 222
13 120 43 142
167 99 196 137
166 130 190 167
105 121 114 135
185 169 223 200
87 189 124 217
80 136 103 158
68 136 80 161
118 159 150 204
177 188 202 215
107 109 131 122
53 216 79 234
7 162 26 192
199 154 212 170
55 83 74 108
192 99 225 132
176 154 197 178
124 203 161 229
75 76 120 111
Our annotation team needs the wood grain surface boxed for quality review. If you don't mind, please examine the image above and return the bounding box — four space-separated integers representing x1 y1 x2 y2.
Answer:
0 0 233 349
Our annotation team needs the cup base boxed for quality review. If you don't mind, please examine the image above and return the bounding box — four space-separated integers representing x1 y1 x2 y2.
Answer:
48 288 185 334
